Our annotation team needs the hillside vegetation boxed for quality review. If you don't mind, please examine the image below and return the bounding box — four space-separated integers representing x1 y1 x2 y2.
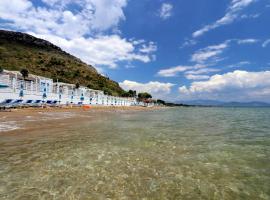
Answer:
0 30 125 96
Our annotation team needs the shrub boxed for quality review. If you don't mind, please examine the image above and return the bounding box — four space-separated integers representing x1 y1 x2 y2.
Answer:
20 68 29 79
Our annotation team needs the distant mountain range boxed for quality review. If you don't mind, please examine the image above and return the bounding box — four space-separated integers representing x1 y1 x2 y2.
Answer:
179 100 270 107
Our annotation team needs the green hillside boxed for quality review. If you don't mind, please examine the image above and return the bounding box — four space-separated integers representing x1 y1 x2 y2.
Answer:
0 30 125 96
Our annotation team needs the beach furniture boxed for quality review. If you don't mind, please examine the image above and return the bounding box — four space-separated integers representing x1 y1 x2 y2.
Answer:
0 99 14 110
31 100 42 107
21 99 33 108
5 99 23 108
0 99 14 106
48 100 58 107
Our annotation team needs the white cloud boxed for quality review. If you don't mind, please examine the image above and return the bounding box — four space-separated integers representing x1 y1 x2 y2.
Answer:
185 74 210 80
236 38 259 44
0 0 157 69
192 0 257 38
191 42 229 63
32 33 156 69
139 42 158 53
185 68 221 75
179 70 270 102
119 80 175 99
226 61 251 68
190 39 257 65
240 13 260 19
184 68 220 80
0 0 127 39
157 65 205 77
262 39 270 47
180 39 197 49
159 3 173 20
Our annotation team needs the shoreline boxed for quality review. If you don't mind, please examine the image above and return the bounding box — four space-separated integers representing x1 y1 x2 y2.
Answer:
0 106 165 134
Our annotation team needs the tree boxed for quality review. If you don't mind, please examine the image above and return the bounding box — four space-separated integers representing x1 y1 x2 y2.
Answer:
157 99 166 105
138 92 152 99
75 82 80 89
122 90 137 97
20 68 29 79
129 90 137 97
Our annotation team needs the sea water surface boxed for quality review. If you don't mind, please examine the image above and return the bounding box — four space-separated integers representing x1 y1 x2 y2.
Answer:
0 107 270 199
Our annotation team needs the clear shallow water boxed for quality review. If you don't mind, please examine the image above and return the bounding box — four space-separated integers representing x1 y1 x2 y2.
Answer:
0 108 270 199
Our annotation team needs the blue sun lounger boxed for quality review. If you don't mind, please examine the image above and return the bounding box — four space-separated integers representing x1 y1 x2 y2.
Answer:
0 99 13 106
31 100 42 107
0 99 14 110
5 99 23 108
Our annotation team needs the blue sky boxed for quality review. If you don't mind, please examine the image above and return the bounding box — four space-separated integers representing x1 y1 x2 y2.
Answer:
0 0 270 102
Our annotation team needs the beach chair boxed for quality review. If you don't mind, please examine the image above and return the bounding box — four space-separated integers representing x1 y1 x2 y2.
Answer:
6 99 23 108
47 100 58 107
46 100 52 104
31 100 42 107
22 100 33 107
0 99 13 106
0 99 14 110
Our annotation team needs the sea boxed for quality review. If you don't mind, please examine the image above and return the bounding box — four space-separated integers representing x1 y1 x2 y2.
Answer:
0 107 269 199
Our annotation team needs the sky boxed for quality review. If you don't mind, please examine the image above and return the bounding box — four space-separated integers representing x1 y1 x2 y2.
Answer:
0 0 270 102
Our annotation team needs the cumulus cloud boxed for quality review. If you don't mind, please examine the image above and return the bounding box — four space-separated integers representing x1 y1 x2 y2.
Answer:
32 33 156 68
0 0 127 39
179 70 270 102
159 3 173 20
119 80 175 99
0 0 157 69
192 0 257 38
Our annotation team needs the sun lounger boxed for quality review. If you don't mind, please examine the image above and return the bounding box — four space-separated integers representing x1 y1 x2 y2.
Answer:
46 100 58 107
21 100 33 107
5 99 23 108
0 99 14 110
0 99 13 106
31 100 43 107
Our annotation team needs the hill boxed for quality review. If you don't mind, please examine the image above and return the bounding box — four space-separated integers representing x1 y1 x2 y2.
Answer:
0 30 125 96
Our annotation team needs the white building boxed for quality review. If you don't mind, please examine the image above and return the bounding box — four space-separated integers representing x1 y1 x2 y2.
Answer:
0 70 137 106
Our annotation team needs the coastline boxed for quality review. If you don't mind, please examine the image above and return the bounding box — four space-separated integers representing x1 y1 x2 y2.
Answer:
0 106 165 134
